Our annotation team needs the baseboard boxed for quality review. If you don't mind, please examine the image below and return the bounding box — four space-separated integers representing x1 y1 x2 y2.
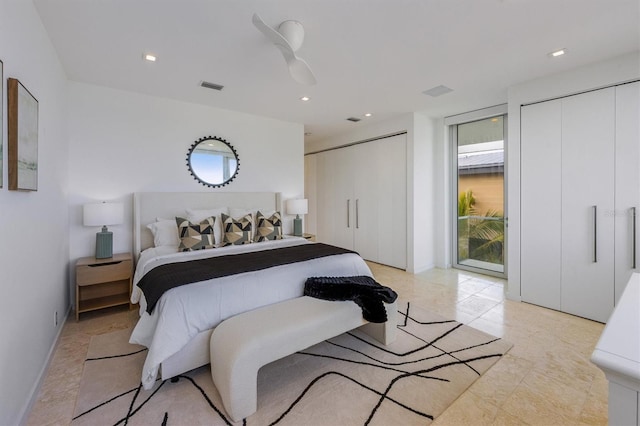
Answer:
506 291 522 302
411 262 436 275
18 306 71 426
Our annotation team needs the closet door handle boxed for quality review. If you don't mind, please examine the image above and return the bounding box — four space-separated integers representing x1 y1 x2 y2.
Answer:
632 207 637 269
356 199 359 229
593 205 597 263
347 199 351 228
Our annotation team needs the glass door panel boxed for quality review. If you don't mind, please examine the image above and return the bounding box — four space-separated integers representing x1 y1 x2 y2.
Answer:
455 115 506 274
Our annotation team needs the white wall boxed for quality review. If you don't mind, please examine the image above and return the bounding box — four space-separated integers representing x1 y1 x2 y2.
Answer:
506 52 640 301
305 113 437 273
67 81 304 269
0 1 69 425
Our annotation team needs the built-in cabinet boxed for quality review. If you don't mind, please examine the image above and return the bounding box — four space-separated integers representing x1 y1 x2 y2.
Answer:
521 82 639 322
309 134 407 269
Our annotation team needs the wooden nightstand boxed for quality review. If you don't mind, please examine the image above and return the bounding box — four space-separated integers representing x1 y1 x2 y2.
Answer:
289 233 315 241
76 252 133 320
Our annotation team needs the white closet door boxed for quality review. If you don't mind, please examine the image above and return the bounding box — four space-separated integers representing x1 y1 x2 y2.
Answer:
333 147 357 250
614 82 640 303
520 100 562 310
376 134 407 269
315 150 354 249
304 154 317 235
561 88 615 322
353 142 379 262
313 151 331 244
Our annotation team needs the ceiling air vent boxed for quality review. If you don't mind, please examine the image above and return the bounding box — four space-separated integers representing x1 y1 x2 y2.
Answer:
346 117 361 122
422 85 453 97
200 81 224 91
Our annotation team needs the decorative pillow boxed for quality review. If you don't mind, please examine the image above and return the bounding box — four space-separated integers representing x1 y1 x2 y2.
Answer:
175 216 216 251
229 208 254 231
230 208 276 238
220 213 253 246
146 219 180 247
255 211 283 242
186 207 228 246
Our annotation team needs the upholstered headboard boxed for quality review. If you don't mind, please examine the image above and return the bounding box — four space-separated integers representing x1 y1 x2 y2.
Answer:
133 192 282 257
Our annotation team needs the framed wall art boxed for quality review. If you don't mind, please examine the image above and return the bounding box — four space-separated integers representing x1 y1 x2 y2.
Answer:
7 78 38 191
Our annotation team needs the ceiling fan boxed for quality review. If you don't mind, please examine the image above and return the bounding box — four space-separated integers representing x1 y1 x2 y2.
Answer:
252 13 317 86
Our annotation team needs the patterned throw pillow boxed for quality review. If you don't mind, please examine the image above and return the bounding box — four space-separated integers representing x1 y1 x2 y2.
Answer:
255 211 283 242
175 216 215 251
221 213 253 246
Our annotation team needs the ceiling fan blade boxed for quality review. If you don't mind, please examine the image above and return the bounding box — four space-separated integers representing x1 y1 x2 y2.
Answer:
252 13 294 54
287 56 317 86
252 13 317 86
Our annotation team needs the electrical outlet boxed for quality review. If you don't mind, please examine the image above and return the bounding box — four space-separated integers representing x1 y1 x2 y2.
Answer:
54 311 58 327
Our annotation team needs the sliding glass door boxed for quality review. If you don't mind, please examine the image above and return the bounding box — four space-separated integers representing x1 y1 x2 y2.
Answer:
453 114 506 276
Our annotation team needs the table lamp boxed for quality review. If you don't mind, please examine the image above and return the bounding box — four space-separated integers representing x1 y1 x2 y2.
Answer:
83 202 124 259
286 199 308 237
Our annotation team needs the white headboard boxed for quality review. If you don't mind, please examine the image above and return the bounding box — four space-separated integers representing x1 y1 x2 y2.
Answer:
133 192 282 257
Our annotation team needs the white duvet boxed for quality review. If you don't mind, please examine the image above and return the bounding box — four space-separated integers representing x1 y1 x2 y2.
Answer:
129 237 372 389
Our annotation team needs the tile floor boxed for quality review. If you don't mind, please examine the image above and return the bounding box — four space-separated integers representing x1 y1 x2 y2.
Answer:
28 264 608 425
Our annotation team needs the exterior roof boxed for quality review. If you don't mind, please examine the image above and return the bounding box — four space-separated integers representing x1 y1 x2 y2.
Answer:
458 151 504 174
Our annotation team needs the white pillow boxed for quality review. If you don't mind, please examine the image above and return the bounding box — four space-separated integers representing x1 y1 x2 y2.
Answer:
146 219 179 247
186 207 229 246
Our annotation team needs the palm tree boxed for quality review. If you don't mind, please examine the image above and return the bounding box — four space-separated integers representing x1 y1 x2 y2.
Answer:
458 190 504 264
458 189 476 216
468 209 504 264
457 190 476 260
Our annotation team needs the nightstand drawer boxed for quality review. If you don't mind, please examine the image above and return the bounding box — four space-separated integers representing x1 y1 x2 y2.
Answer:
77 259 132 286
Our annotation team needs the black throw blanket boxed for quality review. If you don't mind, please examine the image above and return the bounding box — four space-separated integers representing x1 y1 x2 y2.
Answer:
304 276 398 323
138 243 357 314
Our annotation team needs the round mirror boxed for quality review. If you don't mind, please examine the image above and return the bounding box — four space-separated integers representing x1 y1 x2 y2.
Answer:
186 136 239 188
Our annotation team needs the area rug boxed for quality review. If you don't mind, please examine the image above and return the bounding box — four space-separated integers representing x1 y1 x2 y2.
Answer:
72 301 512 425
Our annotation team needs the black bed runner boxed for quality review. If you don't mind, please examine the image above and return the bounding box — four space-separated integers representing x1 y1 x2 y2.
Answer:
138 243 357 314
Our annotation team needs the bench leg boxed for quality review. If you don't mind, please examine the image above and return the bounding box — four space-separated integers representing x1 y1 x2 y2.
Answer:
212 359 259 422
358 300 397 345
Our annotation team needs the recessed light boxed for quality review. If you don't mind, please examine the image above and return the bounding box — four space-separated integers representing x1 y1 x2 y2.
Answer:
364 113 373 117
144 54 157 62
549 49 566 57
300 96 310 102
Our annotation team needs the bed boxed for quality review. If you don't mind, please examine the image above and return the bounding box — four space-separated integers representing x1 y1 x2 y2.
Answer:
129 191 376 390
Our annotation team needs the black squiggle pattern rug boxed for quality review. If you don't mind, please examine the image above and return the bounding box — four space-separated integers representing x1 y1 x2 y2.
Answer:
72 301 512 425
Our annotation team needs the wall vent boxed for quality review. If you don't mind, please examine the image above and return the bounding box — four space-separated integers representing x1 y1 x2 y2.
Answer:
200 81 224 91
346 117 361 122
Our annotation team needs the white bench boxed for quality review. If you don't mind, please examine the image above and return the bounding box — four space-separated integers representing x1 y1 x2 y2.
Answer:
210 296 397 422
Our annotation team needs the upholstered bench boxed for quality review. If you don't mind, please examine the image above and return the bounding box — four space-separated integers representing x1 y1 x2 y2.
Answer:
210 296 397 422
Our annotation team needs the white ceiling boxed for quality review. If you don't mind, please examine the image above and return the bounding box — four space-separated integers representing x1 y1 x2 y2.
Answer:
33 0 639 145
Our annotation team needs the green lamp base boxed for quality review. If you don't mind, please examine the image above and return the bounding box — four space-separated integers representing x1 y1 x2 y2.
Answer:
95 226 113 259
293 215 302 236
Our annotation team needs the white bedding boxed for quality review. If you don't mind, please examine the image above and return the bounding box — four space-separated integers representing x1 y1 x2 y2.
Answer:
129 237 372 389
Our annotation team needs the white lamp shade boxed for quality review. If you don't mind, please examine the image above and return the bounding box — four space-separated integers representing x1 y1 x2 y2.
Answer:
83 202 124 227
286 199 308 215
